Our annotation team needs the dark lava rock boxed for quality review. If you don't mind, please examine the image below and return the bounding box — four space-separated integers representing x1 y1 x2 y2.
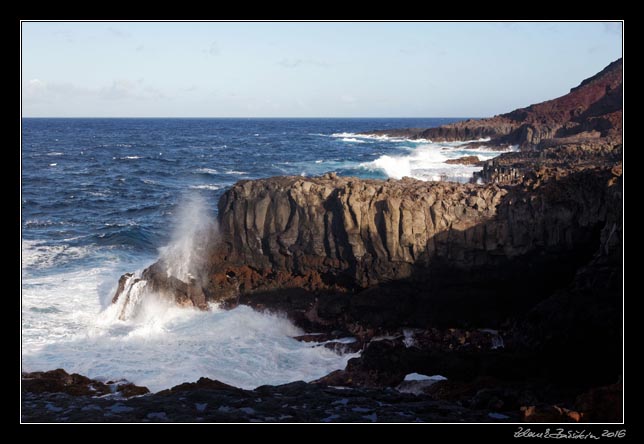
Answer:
445 155 481 165
22 369 149 398
21 374 509 423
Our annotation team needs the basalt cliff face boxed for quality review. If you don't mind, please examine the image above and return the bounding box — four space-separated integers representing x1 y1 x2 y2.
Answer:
117 164 620 334
100 59 623 422
199 166 619 332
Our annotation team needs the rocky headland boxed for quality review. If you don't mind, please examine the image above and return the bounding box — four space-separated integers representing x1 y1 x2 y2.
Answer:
22 59 623 423
364 58 622 150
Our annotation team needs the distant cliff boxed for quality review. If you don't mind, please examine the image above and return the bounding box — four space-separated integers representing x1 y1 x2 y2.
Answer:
365 58 622 149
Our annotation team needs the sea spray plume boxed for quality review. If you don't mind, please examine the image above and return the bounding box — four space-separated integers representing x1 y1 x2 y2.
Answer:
110 193 218 320
158 193 216 282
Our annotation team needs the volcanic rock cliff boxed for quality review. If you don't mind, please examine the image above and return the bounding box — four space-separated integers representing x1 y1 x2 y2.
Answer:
366 59 622 149
106 59 623 421
113 58 622 333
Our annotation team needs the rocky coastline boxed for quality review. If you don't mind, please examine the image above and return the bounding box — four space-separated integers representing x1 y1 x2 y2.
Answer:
22 59 623 423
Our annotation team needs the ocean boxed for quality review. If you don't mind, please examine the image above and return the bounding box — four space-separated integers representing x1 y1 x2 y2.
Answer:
21 118 508 392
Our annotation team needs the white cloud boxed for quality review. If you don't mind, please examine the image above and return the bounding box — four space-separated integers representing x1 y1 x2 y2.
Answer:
25 78 46 95
23 79 91 103
208 42 220 56
100 79 166 101
23 78 167 105
100 79 137 100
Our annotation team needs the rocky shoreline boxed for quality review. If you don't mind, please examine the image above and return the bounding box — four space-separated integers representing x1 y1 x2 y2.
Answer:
22 59 623 423
361 59 621 150
22 369 621 423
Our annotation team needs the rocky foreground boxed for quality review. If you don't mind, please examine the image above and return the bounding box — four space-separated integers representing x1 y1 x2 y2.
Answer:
22 369 620 423
22 59 623 423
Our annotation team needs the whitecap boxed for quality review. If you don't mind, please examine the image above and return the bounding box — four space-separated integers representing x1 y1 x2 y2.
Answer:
360 140 510 182
21 240 92 271
331 132 431 144
195 168 218 175
189 184 221 191
87 191 108 197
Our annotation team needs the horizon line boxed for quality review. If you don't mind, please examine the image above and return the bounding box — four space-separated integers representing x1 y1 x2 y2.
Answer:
21 116 482 119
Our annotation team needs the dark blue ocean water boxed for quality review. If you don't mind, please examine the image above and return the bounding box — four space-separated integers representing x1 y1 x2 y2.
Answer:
26 117 509 390
22 118 462 270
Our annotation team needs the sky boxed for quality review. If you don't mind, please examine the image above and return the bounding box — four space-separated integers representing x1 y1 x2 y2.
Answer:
21 21 622 118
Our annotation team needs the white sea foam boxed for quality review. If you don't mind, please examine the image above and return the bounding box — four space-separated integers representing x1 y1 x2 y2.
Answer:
332 132 497 146
22 266 354 392
225 170 248 175
331 132 431 144
360 141 513 182
22 240 91 270
195 168 218 175
46 152 63 156
404 373 447 382
87 191 108 197
49 163 57 167
121 156 142 160
396 373 448 395
341 137 367 143
189 184 221 191
22 199 354 392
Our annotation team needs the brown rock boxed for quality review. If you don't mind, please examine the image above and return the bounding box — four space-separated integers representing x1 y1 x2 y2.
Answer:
445 156 480 165
112 272 133 304
22 369 149 398
575 383 623 422
364 58 622 149
116 383 150 397
521 405 581 423
158 377 243 394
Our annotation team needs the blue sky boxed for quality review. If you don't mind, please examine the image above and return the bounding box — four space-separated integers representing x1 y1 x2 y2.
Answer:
21 21 622 118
